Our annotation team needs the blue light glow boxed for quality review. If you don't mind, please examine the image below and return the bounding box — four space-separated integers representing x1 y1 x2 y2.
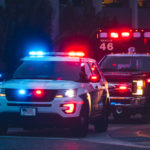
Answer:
111 102 122 106
29 51 46 56
111 102 116 106
18 89 26 95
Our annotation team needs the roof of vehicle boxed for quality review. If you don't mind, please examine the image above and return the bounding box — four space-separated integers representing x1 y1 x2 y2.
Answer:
22 56 96 63
106 53 150 57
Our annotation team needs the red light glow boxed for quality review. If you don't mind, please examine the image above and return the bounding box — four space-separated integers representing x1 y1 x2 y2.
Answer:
112 64 117 67
34 90 43 96
68 51 85 57
91 65 96 71
121 32 130 37
119 85 128 90
62 103 76 114
110 32 119 38
90 75 99 82
146 78 150 83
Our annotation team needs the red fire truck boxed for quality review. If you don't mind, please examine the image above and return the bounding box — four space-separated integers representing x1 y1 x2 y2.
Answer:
97 29 150 121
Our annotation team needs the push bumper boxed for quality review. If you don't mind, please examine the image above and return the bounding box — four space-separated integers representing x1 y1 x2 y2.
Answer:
110 96 148 114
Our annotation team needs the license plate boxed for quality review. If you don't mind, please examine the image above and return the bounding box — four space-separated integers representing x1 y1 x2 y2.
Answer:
20 108 36 116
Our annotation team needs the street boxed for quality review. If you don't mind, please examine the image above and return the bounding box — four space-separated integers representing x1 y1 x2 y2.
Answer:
0 117 150 150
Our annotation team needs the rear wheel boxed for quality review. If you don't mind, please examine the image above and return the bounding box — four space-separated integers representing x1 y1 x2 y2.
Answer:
113 107 130 121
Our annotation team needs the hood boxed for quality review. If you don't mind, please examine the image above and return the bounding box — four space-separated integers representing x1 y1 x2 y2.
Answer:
103 72 136 82
2 79 80 90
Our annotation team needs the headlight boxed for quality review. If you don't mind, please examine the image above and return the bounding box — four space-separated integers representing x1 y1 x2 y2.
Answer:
55 89 77 98
0 88 5 97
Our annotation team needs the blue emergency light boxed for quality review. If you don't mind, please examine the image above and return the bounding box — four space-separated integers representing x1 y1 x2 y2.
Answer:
29 51 47 56
18 89 26 95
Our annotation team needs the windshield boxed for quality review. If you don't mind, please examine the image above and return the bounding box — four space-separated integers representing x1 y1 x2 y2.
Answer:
100 56 150 72
13 61 83 82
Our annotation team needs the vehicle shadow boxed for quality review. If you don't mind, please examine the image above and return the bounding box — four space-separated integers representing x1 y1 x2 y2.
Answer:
108 114 150 125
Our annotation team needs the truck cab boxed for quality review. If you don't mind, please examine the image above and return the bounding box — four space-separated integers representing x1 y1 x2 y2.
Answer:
99 53 150 121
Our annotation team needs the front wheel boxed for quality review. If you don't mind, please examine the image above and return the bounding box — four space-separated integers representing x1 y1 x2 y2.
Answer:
70 106 89 137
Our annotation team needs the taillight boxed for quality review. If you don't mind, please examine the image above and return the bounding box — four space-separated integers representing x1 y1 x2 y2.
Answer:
62 103 76 114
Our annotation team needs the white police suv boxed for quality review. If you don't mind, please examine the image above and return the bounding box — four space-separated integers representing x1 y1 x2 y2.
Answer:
0 51 109 137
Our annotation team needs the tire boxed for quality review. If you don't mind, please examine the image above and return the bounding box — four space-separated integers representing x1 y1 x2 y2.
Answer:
0 127 8 135
94 112 108 133
113 107 130 121
70 105 89 137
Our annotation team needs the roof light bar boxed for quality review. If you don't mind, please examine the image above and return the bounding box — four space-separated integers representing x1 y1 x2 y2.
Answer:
28 51 85 57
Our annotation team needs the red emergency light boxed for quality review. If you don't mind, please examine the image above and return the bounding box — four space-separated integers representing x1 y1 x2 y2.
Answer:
110 32 119 38
68 51 85 57
34 89 44 96
121 32 130 38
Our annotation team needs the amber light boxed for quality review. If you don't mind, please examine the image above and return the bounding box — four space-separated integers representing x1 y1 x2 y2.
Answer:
62 103 76 114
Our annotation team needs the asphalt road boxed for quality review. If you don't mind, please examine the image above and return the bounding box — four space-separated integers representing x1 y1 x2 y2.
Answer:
0 117 150 150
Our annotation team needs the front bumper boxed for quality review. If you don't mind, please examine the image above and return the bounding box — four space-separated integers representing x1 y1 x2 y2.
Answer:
0 113 81 128
110 96 148 113
0 96 84 128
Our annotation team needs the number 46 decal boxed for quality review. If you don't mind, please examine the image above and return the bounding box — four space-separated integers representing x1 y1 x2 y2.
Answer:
99 42 114 51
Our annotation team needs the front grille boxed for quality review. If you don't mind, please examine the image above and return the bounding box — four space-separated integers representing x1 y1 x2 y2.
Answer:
5 89 57 102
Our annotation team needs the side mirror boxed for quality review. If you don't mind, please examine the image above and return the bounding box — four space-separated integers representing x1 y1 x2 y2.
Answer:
89 75 100 83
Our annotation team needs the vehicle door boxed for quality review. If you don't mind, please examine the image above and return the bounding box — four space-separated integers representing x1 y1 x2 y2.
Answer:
86 62 106 116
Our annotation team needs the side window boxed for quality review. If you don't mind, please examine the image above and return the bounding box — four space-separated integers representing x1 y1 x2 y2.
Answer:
84 63 92 78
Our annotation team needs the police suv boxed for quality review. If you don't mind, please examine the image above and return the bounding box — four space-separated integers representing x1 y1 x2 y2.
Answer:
99 53 150 121
0 51 109 137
